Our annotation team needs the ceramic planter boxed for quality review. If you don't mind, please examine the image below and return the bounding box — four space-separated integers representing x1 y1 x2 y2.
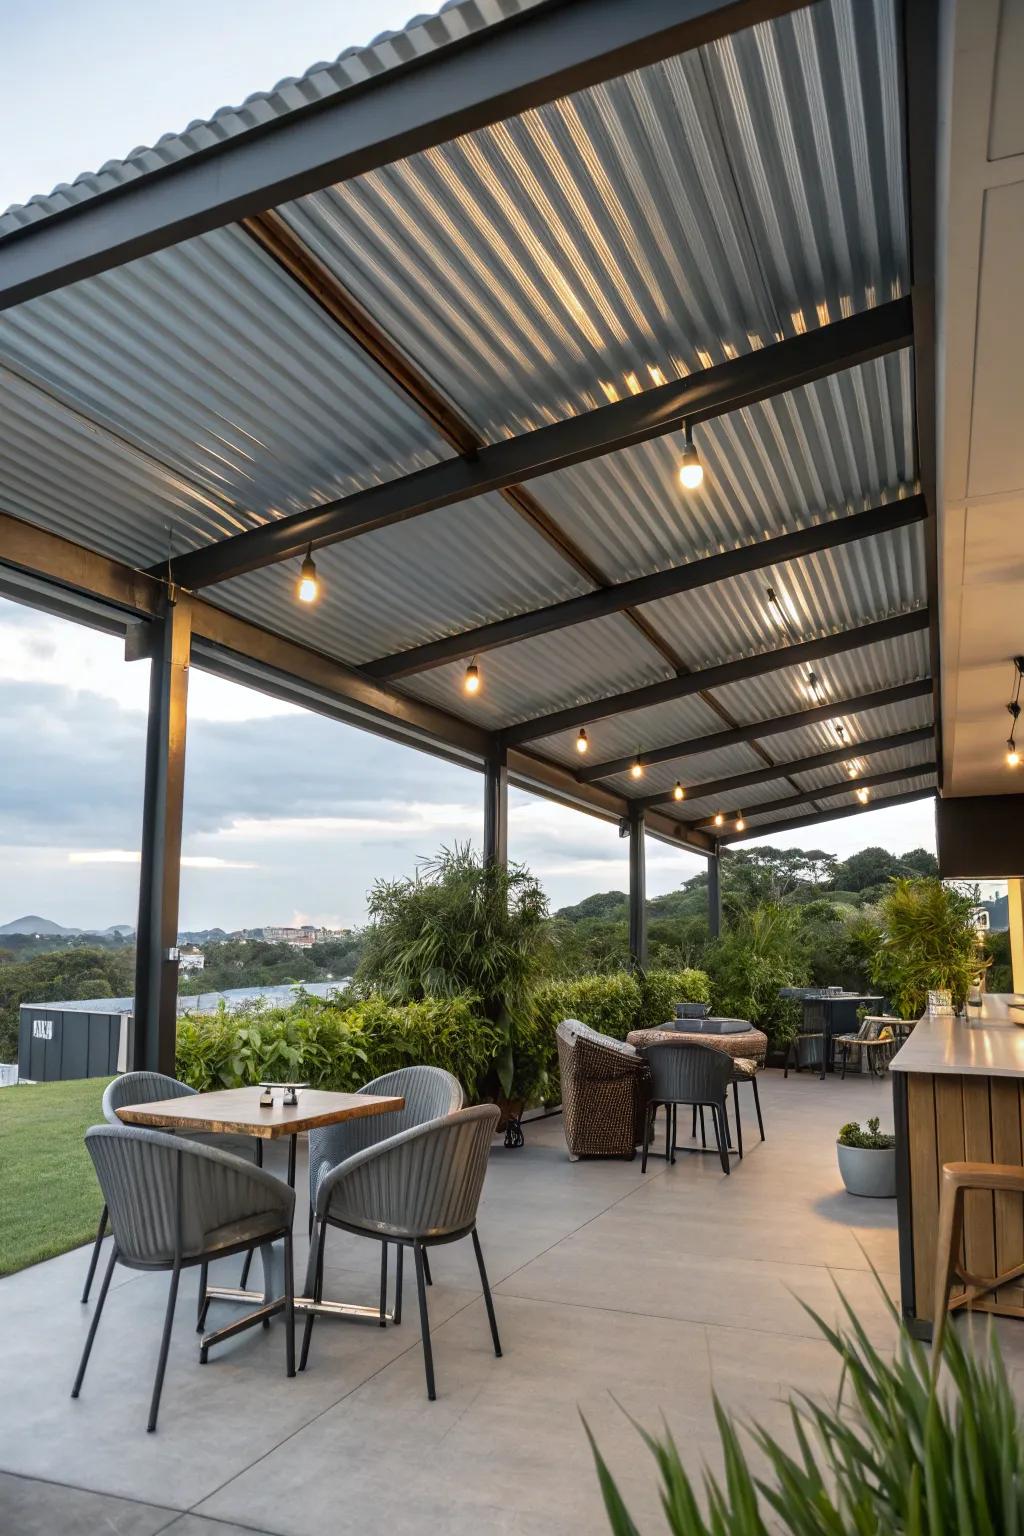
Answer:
837 1140 896 1198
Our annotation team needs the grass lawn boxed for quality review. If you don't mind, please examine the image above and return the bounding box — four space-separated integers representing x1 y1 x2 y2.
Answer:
0 1077 110 1277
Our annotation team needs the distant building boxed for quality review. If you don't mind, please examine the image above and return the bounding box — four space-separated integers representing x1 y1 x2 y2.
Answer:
979 895 1009 932
262 924 348 947
178 947 205 973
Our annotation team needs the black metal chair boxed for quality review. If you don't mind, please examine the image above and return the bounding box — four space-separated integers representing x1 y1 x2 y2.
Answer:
301 1105 501 1400
82 1071 262 1304
640 1042 735 1175
73 1124 295 1432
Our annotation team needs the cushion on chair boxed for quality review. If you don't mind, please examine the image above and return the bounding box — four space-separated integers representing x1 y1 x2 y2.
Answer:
731 1057 758 1079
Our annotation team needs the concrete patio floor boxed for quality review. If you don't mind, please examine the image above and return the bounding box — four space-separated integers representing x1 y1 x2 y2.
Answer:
2 1067 1013 1535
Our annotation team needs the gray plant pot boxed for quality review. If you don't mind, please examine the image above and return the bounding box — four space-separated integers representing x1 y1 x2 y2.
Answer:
837 1141 896 1198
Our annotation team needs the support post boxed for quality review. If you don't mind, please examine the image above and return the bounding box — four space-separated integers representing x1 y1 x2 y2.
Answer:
627 805 647 971
483 743 508 869
133 594 191 1074
707 851 722 939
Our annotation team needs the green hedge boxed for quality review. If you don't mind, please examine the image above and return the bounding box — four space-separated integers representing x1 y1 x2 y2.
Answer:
532 968 711 1043
176 992 502 1098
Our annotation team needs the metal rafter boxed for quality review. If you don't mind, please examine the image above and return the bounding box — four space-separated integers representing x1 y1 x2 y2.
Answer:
576 679 933 782
689 760 937 827
636 728 935 811
499 610 931 746
363 497 927 679
0 0 813 312
164 298 913 589
718 787 936 844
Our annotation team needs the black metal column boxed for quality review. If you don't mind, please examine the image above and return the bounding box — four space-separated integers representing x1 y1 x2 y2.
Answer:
483 743 508 868
133 595 191 1074
707 851 722 938
627 805 647 971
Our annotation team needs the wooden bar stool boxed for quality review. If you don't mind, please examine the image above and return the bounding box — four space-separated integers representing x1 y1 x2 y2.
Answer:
932 1160 1024 1355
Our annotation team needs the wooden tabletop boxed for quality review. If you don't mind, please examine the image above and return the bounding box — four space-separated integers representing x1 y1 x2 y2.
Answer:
115 1086 405 1138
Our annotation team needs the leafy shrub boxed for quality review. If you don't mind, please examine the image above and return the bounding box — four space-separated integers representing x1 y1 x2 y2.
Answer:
870 876 985 1019
532 972 642 1042
703 903 807 1051
837 1116 895 1150
175 992 500 1101
636 968 711 1030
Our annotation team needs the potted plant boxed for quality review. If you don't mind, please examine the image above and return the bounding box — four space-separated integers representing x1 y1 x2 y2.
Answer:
837 1116 896 1197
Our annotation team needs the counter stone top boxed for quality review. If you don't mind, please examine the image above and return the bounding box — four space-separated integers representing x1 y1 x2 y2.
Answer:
891 1000 1024 1077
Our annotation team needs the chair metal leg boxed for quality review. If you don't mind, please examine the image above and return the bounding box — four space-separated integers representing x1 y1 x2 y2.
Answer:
239 1246 254 1292
308 1203 314 1238
691 1104 697 1139
299 1216 327 1371
81 1204 108 1303
664 1101 672 1164
711 1105 730 1175
394 1242 404 1325
147 1261 181 1432
670 1102 677 1165
751 1076 765 1140
422 1248 432 1287
471 1228 502 1358
721 1096 732 1153
196 1261 208 1333
641 1102 653 1173
732 1081 744 1159
71 1245 117 1399
379 1242 389 1327
283 1230 295 1379
414 1243 436 1401
699 1105 706 1148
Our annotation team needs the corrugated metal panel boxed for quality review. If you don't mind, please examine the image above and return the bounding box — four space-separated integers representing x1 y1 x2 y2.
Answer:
531 352 915 582
738 693 934 770
277 0 906 442
401 614 671 729
529 691 738 771
206 493 589 665
0 0 541 235
792 739 936 793
709 630 931 726
741 771 937 831
0 226 449 560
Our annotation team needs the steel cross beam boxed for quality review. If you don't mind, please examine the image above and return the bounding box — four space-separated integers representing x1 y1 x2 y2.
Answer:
689 760 937 827
362 497 927 680
499 609 931 746
718 787 936 843
165 299 913 589
635 727 935 811
0 0 812 312
576 679 933 782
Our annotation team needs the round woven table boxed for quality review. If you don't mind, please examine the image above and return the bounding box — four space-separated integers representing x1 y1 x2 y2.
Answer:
626 1022 768 1068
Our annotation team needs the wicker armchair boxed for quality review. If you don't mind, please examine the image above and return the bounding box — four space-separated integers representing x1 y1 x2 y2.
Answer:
834 1016 900 1079
556 1019 650 1161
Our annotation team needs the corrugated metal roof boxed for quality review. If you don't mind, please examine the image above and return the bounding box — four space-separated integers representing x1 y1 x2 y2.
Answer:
740 769 937 832
0 0 541 235
278 0 907 443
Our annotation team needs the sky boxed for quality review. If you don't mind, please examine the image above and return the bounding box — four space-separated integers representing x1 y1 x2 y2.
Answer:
0 1 940 932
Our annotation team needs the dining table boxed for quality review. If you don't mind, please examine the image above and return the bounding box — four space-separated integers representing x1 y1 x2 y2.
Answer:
116 1084 405 1347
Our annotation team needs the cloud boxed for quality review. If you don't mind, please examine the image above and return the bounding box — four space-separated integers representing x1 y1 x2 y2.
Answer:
68 850 257 870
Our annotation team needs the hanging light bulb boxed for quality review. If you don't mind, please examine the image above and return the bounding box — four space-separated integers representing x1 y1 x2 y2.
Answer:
463 661 481 695
847 763 858 779
713 812 724 828
677 419 703 491
673 782 685 801
576 728 589 755
296 545 319 604
630 756 644 779
735 813 746 832
1007 740 1021 769
856 786 871 805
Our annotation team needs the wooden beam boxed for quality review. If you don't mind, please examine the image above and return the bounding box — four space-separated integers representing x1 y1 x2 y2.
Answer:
166 299 913 589
499 609 931 746
363 496 927 679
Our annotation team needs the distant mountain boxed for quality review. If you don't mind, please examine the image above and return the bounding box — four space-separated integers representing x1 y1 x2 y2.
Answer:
0 915 77 936
178 928 230 944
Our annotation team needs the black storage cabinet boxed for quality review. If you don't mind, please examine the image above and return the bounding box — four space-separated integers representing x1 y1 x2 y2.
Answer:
18 1005 132 1081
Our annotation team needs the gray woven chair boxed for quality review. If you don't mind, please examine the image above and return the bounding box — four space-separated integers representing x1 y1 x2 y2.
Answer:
302 1105 501 1399
73 1124 295 1432
640 1042 735 1175
307 1065 463 1312
82 1071 262 1304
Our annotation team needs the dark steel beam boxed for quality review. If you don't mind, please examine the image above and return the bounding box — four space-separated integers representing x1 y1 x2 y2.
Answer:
637 727 934 811
0 0 810 312
133 596 191 1075
506 749 712 854
483 743 508 868
626 805 648 970
364 496 927 679
718 787 936 844
707 851 722 938
500 609 930 747
693 760 937 827
577 679 933 782
166 299 913 589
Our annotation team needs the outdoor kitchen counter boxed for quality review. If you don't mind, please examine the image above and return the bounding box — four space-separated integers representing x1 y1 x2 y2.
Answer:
891 997 1024 1337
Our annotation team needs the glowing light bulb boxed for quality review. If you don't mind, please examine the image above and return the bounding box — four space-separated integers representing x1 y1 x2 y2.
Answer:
296 548 319 604
576 728 589 755
630 759 644 780
463 662 480 695
1008 742 1021 768
856 786 871 805
735 814 746 832
677 421 703 491
713 812 724 828
847 764 858 779
673 782 685 801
